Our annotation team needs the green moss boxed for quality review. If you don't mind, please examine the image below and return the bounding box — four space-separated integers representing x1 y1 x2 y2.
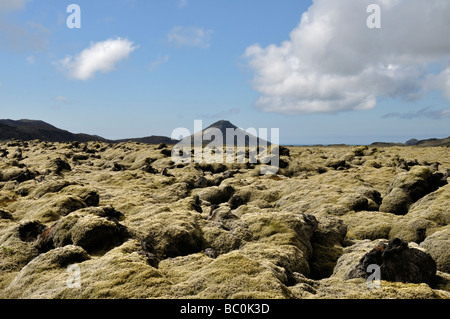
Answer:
168 251 292 299
0 246 15 256
259 220 291 238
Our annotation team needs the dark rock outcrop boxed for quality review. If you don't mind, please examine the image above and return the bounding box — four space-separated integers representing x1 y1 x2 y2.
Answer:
18 221 47 242
347 238 437 284
52 158 72 174
0 210 14 220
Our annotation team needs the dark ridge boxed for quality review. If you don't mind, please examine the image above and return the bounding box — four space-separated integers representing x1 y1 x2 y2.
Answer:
371 136 450 147
0 119 178 145
0 119 109 143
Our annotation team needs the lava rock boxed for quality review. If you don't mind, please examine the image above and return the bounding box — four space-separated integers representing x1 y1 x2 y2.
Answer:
18 221 47 242
278 146 290 157
52 158 72 174
380 166 448 215
326 159 349 170
194 185 235 205
111 162 125 171
228 194 245 210
193 176 209 189
0 149 8 157
203 248 217 259
347 238 437 284
160 148 172 157
138 240 159 268
142 164 158 174
279 158 289 169
143 210 205 259
420 227 450 273
0 210 14 220
13 169 35 183
38 213 128 254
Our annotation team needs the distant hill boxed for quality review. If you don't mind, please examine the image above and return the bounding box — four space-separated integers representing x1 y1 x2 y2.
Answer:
371 136 450 147
0 119 178 145
181 120 271 146
407 137 450 147
0 119 108 143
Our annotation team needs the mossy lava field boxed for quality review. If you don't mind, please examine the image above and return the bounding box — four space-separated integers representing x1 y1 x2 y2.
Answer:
0 140 449 299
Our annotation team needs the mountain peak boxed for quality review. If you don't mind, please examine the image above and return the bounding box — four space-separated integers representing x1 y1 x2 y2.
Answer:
205 120 238 131
183 119 271 146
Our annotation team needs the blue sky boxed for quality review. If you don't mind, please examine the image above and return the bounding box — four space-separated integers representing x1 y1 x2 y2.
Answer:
1 0 450 145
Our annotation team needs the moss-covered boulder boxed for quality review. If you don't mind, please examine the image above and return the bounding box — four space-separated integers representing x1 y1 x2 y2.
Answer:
160 251 294 299
342 211 402 241
0 221 43 272
38 212 127 254
141 209 205 258
380 166 447 215
1 241 171 299
193 185 235 205
241 211 318 259
420 226 450 273
388 183 450 242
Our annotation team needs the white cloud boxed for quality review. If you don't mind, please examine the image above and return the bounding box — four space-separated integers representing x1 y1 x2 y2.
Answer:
245 0 450 115
55 38 137 80
168 26 213 48
149 55 169 72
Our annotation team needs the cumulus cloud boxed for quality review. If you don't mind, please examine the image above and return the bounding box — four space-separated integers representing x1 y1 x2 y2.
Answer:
168 26 213 48
245 0 450 115
55 38 137 80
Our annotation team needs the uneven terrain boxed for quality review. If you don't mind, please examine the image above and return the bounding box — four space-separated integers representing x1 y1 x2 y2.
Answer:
0 140 449 299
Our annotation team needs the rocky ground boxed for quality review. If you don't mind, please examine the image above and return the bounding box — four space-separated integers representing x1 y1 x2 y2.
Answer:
0 140 449 299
